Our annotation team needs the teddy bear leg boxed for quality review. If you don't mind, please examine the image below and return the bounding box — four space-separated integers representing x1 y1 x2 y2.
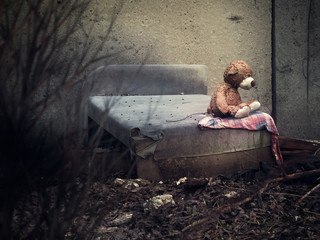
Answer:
235 106 250 118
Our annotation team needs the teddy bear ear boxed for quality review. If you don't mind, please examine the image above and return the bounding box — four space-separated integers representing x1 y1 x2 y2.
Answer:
227 64 238 75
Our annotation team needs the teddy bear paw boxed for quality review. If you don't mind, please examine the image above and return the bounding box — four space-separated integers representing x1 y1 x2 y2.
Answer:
249 101 261 111
235 106 250 118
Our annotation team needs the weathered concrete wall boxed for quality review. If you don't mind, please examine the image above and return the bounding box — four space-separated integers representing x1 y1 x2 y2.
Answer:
274 0 320 140
35 0 272 139
81 0 272 110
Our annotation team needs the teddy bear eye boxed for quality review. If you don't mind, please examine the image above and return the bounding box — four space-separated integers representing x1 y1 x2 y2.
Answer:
247 74 251 77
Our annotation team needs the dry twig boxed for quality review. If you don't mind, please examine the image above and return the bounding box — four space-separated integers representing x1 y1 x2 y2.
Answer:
297 183 320 205
181 168 320 236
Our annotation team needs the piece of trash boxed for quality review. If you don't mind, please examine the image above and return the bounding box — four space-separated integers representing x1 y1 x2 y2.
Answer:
176 177 187 185
143 194 175 211
224 191 238 198
113 178 151 189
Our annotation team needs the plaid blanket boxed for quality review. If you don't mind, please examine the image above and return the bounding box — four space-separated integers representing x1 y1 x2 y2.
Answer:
198 111 283 163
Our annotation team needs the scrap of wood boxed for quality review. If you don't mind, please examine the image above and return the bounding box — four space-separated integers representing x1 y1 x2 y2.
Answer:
279 137 320 162
281 149 318 155
269 168 320 182
279 136 320 153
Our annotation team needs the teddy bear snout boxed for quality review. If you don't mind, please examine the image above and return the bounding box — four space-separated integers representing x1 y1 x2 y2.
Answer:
239 77 255 90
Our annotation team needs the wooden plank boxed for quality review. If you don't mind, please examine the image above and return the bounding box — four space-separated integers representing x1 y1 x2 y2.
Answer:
279 136 320 152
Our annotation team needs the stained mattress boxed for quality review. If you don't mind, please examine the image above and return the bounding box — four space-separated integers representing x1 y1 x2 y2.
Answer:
87 94 271 161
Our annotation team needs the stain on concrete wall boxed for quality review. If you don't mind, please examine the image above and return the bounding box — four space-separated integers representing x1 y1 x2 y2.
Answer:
274 0 320 140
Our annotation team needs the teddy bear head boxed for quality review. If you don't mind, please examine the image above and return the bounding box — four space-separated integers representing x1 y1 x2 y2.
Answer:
223 60 256 90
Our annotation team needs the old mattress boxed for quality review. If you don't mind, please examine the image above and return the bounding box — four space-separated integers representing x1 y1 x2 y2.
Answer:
88 94 274 180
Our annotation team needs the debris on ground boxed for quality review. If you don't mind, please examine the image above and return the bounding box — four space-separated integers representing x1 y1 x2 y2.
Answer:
10 137 320 239
143 194 176 211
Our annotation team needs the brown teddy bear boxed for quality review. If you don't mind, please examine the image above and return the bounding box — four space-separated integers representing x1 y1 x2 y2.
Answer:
207 60 260 118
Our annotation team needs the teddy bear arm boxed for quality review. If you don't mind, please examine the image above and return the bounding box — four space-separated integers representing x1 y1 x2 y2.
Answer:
228 105 241 117
245 100 261 111
216 90 244 116
239 102 249 108
215 92 230 115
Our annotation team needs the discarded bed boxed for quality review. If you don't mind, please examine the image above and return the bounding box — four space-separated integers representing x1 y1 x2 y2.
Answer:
85 65 275 181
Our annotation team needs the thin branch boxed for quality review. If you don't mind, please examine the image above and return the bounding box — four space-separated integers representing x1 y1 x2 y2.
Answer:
297 182 320 205
181 168 320 235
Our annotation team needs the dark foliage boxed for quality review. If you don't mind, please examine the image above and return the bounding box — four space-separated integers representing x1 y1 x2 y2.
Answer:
0 0 124 239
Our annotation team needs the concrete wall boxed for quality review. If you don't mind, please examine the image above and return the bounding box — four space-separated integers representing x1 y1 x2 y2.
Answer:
82 0 272 110
28 0 272 140
13 0 320 142
274 0 320 140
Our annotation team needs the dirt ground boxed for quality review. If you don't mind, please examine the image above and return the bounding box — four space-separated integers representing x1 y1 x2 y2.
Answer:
62 155 320 240
10 149 320 240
